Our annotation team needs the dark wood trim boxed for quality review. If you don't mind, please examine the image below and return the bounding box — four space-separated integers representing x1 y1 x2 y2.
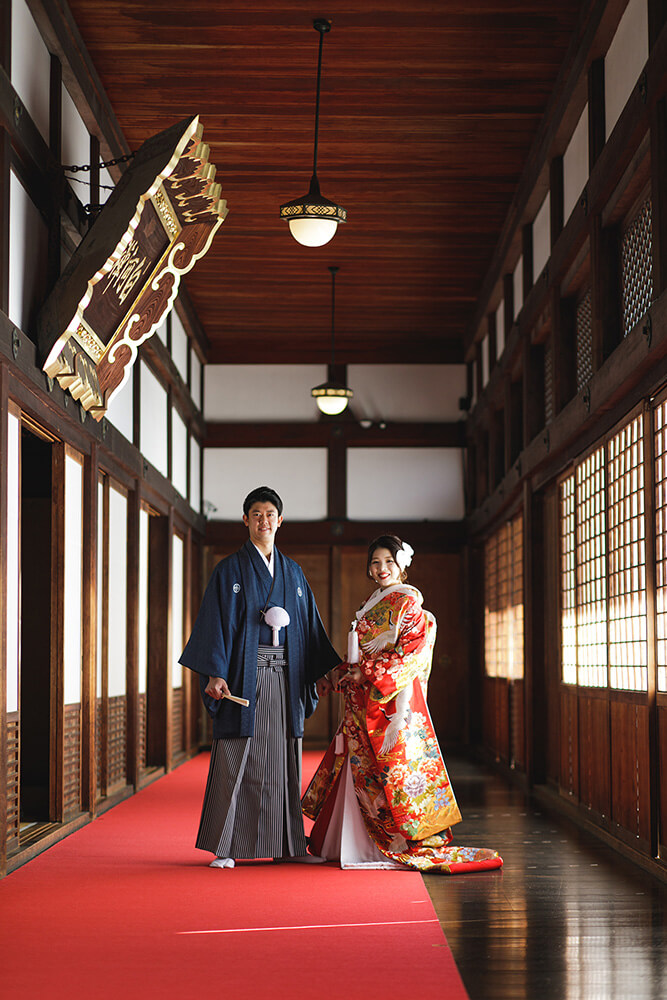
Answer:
205 519 466 553
551 288 576 415
206 340 464 366
522 223 534 299
204 420 465 450
99 475 110 798
648 0 667 48
503 273 515 344
0 120 9 316
80 442 98 812
588 58 606 171
146 513 170 770
327 429 346 521
141 337 205 442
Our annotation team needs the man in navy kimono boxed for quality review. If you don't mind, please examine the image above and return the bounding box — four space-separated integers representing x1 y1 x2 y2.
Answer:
180 485 340 867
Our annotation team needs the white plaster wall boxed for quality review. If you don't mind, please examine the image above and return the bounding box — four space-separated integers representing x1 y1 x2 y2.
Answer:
11 0 51 143
138 509 149 696
191 349 202 410
61 86 90 190
564 105 589 223
99 164 114 207
172 535 184 687
105 365 133 441
8 170 49 335
204 448 328 521
496 300 505 357
64 454 83 705
205 365 328 421
605 0 649 140
533 193 551 280
140 362 168 477
107 485 127 698
347 448 465 521
171 407 188 497
348 365 466 422
513 257 523 320
190 436 201 514
171 310 189 384
6 413 20 714
97 481 104 699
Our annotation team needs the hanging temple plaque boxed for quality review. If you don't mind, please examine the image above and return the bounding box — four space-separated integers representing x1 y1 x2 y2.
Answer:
38 116 227 420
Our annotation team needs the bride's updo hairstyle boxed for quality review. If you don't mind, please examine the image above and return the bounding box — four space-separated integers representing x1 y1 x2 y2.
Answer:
366 534 414 583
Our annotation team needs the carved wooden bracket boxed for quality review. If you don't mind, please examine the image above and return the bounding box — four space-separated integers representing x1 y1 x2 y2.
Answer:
38 116 227 420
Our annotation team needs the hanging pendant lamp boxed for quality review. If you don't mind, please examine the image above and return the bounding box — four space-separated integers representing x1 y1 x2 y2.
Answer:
280 18 346 248
311 266 353 415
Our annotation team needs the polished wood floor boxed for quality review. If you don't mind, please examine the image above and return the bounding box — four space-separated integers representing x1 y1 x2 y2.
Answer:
423 756 667 1000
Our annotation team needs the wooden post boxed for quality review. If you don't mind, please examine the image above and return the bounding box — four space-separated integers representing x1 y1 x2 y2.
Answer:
523 480 545 785
550 156 564 247
147 514 170 770
503 274 515 343
588 58 606 170
522 340 545 448
51 443 66 822
551 288 576 415
522 223 534 300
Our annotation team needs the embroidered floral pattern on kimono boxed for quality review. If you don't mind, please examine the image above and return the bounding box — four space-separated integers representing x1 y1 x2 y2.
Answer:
303 586 502 874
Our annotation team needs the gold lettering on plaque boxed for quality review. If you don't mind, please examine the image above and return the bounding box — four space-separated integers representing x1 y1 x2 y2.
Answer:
105 239 149 305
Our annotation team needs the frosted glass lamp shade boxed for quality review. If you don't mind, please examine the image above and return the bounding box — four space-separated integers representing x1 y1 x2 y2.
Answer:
311 382 353 415
288 216 339 247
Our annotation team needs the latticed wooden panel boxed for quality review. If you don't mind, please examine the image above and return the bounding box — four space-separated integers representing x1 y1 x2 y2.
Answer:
575 447 608 687
172 688 184 757
607 413 647 691
560 474 577 683
107 695 127 788
6 714 20 849
654 400 667 692
621 197 653 337
484 517 524 680
575 290 593 391
544 340 554 425
63 704 82 818
137 692 147 773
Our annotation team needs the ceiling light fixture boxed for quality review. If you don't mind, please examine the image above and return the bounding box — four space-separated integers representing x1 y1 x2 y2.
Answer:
279 18 346 247
311 266 353 415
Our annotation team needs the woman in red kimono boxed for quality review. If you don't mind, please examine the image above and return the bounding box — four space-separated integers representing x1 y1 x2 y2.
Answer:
302 535 502 874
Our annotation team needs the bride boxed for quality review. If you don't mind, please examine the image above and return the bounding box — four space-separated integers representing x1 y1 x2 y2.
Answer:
303 534 502 874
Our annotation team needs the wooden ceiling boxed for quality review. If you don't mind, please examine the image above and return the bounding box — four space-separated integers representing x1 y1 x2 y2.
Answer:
66 1 586 366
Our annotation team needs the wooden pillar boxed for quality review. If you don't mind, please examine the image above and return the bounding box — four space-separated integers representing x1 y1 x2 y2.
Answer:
487 312 497 378
590 215 622 368
503 273 515 342
522 340 545 448
588 58 606 170
147 514 170 770
81 443 98 812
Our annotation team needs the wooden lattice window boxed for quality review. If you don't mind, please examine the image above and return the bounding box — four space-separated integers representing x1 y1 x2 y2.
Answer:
607 414 647 691
560 474 577 684
621 197 653 337
654 400 667 692
575 289 593 391
575 447 608 687
484 515 524 680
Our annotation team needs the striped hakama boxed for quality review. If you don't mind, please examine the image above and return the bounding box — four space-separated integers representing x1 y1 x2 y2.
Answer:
195 646 307 859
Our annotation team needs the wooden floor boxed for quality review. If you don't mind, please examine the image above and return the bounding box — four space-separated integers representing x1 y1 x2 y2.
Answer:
423 755 667 1000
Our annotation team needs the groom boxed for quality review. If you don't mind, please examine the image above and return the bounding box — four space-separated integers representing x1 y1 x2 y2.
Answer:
180 485 340 867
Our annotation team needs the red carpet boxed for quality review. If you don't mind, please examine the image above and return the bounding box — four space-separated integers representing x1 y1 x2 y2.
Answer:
0 752 469 1000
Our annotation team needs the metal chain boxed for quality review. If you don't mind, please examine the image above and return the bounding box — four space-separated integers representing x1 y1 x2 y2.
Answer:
63 151 135 173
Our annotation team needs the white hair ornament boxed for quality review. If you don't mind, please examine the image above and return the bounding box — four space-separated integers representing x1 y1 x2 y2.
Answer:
395 542 414 571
